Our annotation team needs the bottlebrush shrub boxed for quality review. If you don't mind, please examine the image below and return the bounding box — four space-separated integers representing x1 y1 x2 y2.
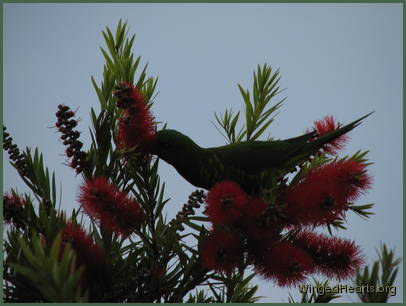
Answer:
3 21 386 303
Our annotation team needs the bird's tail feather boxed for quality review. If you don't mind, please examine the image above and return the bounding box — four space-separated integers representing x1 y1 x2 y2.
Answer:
285 131 317 144
301 111 374 155
274 112 373 178
312 111 373 147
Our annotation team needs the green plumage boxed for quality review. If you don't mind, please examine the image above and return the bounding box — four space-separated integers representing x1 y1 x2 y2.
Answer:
152 113 372 194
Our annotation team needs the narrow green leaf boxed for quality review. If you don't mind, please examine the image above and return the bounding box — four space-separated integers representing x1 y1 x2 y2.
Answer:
188 216 209 222
105 27 116 56
51 172 56 205
184 220 203 232
251 118 274 140
100 47 115 71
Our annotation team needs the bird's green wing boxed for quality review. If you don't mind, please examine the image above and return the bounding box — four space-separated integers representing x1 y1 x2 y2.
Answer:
209 140 298 175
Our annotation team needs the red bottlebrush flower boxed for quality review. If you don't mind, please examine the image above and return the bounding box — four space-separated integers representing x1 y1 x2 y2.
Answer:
313 115 349 154
201 230 243 273
205 180 248 225
3 192 25 227
282 180 348 226
240 198 279 241
255 241 314 287
240 197 268 219
294 231 364 280
62 222 105 275
243 199 280 267
78 177 145 237
306 159 372 201
115 83 156 155
117 107 156 152
126 86 146 107
281 159 371 226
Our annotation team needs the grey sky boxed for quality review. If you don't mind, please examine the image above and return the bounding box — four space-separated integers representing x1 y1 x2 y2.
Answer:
3 3 403 302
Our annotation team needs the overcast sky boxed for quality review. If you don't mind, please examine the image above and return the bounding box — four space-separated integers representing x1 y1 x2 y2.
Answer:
3 3 403 302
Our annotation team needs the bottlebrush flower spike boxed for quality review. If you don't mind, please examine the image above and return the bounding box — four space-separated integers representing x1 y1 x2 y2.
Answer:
114 82 156 155
205 180 248 225
294 231 364 280
313 115 349 154
201 230 243 273
78 177 145 237
62 222 105 278
240 198 279 241
240 197 268 219
282 159 371 226
306 159 372 201
255 241 314 287
3 192 25 228
282 179 348 226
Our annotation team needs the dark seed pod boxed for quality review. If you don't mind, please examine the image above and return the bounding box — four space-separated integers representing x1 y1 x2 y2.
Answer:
68 120 78 127
55 105 90 175
65 111 75 118
66 148 74 157
73 142 83 150
70 160 78 168
71 131 80 139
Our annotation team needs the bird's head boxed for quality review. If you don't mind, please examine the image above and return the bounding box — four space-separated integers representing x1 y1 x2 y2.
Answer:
151 129 201 164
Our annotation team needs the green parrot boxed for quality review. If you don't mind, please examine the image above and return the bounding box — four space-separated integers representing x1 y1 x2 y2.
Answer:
151 113 372 195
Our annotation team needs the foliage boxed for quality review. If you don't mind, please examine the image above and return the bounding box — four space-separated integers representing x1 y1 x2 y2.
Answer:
213 64 284 143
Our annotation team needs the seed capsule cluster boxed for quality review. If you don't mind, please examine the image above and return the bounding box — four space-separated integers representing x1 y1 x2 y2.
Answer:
55 104 91 174
169 190 206 232
3 126 27 175
114 82 135 110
